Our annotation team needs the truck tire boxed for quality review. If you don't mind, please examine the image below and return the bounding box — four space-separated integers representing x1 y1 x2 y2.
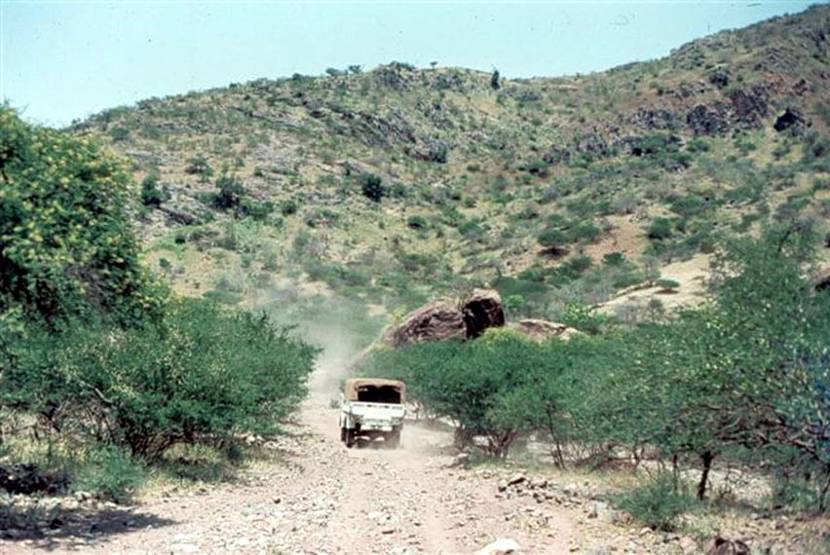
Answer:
387 430 401 449
340 427 347 442
345 429 356 448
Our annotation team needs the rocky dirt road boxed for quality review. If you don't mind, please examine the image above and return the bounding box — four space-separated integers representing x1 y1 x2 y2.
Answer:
0 389 654 555
3 374 820 554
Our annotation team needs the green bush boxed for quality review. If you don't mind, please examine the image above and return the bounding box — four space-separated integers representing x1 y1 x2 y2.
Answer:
459 219 485 240
571 221 601 242
213 174 246 210
185 154 213 180
557 255 593 280
614 473 696 531
363 333 541 457
647 217 674 240
140 172 168 208
73 445 145 503
4 300 317 459
655 278 680 291
603 252 627 267
359 172 385 202
538 227 569 249
241 199 274 221
407 215 428 230
202 290 243 305
281 199 299 216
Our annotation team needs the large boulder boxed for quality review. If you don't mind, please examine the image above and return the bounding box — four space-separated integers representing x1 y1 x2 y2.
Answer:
509 319 581 342
462 289 506 338
385 289 507 347
385 300 466 348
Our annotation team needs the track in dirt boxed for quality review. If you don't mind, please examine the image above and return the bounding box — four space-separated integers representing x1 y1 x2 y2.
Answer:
2 356 589 555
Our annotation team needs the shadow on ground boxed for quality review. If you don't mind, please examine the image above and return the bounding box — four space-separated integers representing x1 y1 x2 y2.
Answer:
0 503 176 551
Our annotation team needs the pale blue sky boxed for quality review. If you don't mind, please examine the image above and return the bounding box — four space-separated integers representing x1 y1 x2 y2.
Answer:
2 1 820 127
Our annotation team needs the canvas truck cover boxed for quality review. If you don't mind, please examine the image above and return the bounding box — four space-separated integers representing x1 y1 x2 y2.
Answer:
344 378 406 404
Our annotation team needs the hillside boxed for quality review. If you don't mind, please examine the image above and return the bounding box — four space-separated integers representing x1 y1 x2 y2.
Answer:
73 5 830 329
4 7 830 553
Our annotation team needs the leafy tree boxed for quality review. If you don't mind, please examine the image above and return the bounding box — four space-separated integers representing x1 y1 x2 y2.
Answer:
365 331 558 457
490 69 501 90
213 173 246 211
588 226 830 501
0 107 164 327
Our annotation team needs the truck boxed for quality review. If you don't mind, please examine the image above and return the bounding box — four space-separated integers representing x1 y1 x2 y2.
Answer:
339 378 406 448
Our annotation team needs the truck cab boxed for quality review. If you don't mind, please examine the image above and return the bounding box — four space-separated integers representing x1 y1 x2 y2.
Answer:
339 378 406 448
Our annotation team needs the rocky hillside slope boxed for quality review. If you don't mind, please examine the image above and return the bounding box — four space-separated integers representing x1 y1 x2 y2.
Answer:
72 5 830 325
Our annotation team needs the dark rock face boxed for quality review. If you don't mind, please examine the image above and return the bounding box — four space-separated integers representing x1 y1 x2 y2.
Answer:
433 71 470 93
373 63 415 90
728 87 769 127
686 103 730 136
774 108 807 134
673 81 708 99
385 300 467 347
462 289 506 339
160 206 197 226
574 132 611 157
627 109 683 131
709 70 730 89
624 134 681 157
339 110 417 149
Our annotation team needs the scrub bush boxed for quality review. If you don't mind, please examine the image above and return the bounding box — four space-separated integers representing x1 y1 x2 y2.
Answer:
4 300 317 460
614 473 696 531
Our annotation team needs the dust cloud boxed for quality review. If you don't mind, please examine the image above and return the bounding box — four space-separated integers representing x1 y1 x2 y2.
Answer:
303 320 366 403
257 288 387 405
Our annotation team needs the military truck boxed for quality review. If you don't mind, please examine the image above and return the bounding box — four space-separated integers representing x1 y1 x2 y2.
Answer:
339 378 406 448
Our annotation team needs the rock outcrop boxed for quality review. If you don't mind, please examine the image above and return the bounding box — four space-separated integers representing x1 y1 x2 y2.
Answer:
509 319 581 342
385 291 585 348
384 289 581 348
385 300 466 347
385 289 508 347
462 289 506 339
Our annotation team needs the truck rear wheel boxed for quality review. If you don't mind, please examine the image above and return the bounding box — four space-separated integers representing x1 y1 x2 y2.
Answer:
345 429 356 448
386 430 401 449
